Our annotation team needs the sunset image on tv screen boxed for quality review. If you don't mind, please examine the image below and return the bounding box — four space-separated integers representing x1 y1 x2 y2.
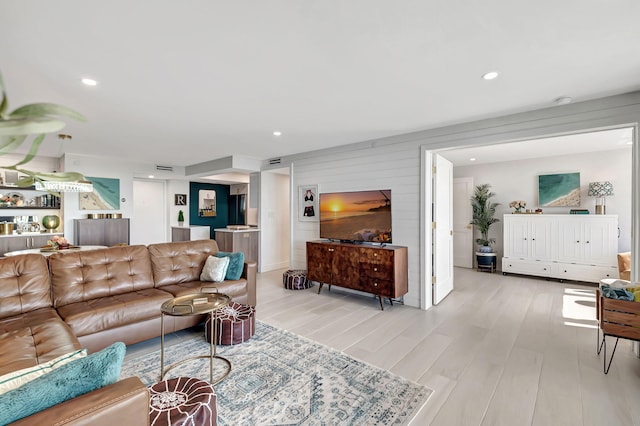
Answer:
319 190 391 243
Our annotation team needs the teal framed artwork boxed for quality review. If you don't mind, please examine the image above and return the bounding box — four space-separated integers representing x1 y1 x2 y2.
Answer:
79 177 120 210
538 172 580 207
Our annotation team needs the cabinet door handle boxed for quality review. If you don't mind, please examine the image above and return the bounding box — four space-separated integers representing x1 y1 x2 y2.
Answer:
524 237 527 241
373 282 378 287
586 241 590 244
532 238 535 241
576 240 580 243
374 267 378 272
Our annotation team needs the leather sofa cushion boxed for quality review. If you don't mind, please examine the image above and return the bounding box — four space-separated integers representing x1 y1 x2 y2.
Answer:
160 279 249 304
0 308 81 376
148 240 219 287
50 245 155 308
0 254 52 319
56 288 173 338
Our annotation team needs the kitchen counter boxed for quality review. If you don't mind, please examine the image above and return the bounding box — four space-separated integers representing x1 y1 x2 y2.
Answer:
214 228 259 268
171 225 210 242
214 227 260 233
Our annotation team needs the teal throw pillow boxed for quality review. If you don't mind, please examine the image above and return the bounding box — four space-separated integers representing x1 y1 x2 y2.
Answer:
216 251 245 280
0 342 126 425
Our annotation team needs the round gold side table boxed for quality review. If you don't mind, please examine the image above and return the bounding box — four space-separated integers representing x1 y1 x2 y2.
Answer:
160 292 231 385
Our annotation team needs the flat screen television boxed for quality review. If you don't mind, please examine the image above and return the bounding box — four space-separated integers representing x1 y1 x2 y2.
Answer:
319 189 391 243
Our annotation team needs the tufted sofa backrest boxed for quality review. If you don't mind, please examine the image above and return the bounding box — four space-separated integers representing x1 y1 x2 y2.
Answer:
0 254 52 319
49 245 155 308
148 240 219 287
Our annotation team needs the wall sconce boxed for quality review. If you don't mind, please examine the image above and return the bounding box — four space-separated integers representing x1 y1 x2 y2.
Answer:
587 181 614 215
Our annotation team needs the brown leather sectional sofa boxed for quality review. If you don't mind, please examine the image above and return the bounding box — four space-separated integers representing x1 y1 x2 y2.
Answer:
0 239 257 425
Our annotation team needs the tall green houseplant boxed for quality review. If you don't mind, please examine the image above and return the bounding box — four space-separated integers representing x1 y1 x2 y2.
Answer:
470 183 500 251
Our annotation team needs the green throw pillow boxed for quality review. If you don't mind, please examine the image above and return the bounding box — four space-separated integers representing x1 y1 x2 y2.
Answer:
0 342 126 425
216 251 245 280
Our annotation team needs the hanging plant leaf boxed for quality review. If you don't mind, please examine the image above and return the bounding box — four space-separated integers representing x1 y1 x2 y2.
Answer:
12 133 46 166
0 117 66 136
10 102 87 122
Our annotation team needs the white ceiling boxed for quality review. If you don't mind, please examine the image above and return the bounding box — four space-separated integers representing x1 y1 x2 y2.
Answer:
1 1 640 172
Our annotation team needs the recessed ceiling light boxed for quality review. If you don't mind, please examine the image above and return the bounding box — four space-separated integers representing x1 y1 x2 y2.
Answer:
554 96 572 105
469 158 477 162
627 141 634 145
81 78 97 86
273 131 282 136
148 175 155 179
482 71 499 80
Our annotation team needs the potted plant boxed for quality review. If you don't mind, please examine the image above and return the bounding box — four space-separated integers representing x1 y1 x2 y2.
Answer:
178 210 184 227
470 184 500 271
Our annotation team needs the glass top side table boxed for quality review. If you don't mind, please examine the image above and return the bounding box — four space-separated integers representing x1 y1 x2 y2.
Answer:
160 292 231 385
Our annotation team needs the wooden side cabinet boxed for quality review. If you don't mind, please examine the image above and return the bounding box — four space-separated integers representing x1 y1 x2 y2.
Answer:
74 218 130 246
306 241 408 310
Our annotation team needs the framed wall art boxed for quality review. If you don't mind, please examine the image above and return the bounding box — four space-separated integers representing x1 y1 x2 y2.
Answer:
79 177 120 210
174 194 187 206
538 172 580 207
299 184 318 222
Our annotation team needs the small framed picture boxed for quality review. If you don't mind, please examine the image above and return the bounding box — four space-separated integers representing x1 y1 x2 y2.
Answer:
298 185 318 222
174 194 187 206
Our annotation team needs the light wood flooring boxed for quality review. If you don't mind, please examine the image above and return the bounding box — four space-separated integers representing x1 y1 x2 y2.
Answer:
127 268 640 425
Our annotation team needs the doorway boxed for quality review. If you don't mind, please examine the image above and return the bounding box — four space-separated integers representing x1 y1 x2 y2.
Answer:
439 127 634 272
132 179 167 245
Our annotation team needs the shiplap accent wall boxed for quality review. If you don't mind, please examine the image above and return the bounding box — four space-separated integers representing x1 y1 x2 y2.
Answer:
292 142 423 307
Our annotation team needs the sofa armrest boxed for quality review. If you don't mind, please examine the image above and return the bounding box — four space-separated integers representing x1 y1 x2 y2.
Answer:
10 377 149 426
242 261 257 306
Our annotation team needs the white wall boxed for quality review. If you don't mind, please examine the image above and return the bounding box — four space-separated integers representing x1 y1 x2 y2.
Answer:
61 153 189 244
259 171 290 272
452 148 632 268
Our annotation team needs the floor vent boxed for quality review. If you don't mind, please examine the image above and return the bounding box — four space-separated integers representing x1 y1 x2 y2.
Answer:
156 165 173 172
269 158 281 165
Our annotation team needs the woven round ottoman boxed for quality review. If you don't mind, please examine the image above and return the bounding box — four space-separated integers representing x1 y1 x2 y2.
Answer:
149 377 217 426
205 302 256 345
283 269 311 290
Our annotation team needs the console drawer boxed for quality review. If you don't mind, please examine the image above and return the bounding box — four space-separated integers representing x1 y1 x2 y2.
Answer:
360 263 393 280
359 277 393 296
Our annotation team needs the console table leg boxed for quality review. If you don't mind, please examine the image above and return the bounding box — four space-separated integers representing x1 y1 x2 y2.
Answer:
378 295 384 310
317 282 323 294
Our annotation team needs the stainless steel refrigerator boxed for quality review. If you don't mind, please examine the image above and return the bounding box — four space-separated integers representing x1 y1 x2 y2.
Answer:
228 194 246 225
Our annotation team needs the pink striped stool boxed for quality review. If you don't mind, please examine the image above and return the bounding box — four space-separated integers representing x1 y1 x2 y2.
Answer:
205 302 256 345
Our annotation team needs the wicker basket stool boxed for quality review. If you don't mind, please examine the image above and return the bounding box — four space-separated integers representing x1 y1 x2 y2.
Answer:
205 302 256 345
282 269 311 290
149 377 217 426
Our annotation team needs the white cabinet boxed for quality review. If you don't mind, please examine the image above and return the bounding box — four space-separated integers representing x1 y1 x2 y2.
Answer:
556 216 618 265
502 214 618 283
504 215 555 260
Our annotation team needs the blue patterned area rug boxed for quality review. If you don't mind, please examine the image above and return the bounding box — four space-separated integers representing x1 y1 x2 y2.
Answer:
120 321 433 425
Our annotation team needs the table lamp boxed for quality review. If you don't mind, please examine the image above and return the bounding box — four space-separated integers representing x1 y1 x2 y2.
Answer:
587 181 614 215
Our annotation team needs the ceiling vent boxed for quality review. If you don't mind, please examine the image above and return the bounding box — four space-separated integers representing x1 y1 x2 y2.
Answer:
269 158 281 165
155 165 173 172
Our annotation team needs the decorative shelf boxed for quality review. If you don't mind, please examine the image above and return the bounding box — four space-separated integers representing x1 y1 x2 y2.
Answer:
0 206 60 210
